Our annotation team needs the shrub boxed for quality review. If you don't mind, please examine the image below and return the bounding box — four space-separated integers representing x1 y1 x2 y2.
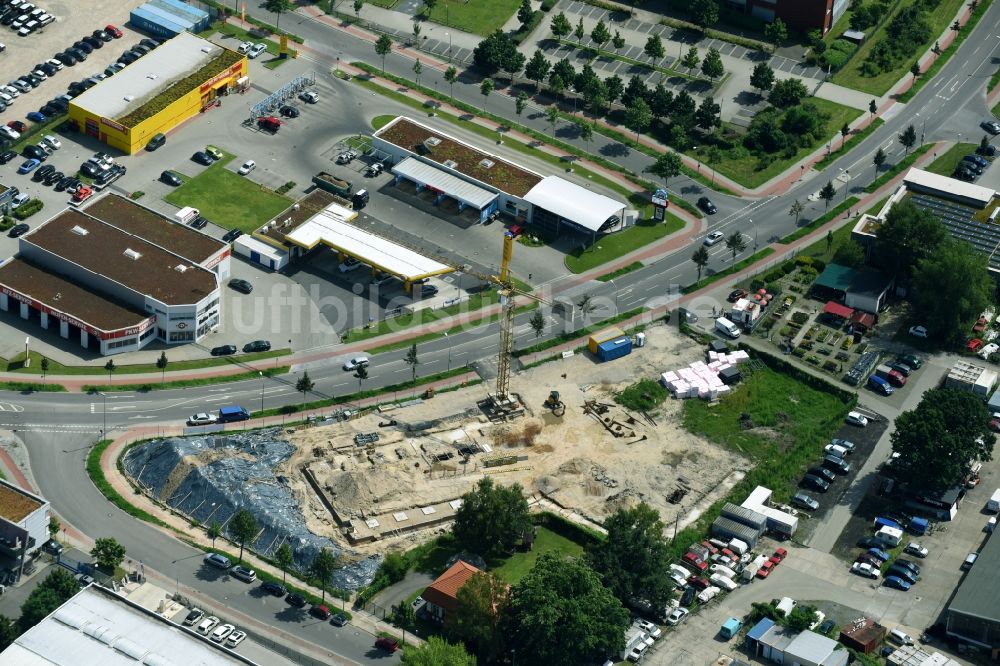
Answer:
764 269 784 283
13 199 44 220
129 191 145 200
791 311 809 325
781 261 796 275
540 0 557 9
512 10 543 45
811 259 826 273
276 181 296 195
616 378 668 411
821 49 851 70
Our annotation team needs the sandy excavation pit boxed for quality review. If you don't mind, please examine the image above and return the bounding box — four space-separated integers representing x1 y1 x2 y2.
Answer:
281 322 751 554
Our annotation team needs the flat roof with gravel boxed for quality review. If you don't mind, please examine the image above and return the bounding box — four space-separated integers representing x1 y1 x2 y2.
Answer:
24 210 217 305
83 194 226 264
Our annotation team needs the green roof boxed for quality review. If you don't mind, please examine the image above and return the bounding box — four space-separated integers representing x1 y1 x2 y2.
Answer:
814 264 892 298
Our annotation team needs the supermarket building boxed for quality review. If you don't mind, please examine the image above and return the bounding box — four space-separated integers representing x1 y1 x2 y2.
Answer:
68 32 247 154
0 195 227 355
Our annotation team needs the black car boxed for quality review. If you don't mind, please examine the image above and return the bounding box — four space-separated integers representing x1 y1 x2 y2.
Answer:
286 593 307 608
67 47 87 61
146 132 165 151
73 40 93 54
63 177 81 192
822 454 851 475
48 97 69 110
886 565 918 584
39 62 58 76
894 558 921 576
0 149 16 164
331 614 348 627
191 150 213 165
243 340 271 353
222 228 242 242
261 580 286 596
421 284 439 297
55 51 76 66
8 223 30 237
698 197 718 214
23 145 47 161
39 104 59 118
279 104 300 118
118 51 138 65
160 170 182 186
140 38 160 49
190 216 208 229
44 170 64 185
24 74 42 87
93 29 111 42
977 144 997 157
888 362 911 377
55 175 74 191
229 278 253 294
41 539 63 556
82 35 103 49
680 586 697 608
211 344 237 356
981 120 1000 135
96 164 125 186
801 474 830 492
808 466 836 483
132 44 151 56
79 161 101 179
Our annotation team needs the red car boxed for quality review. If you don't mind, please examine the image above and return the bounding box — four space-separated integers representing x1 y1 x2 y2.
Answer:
72 185 93 203
105 24 123 38
756 560 775 578
700 541 719 556
7 121 27 133
509 224 523 237
682 552 708 572
772 548 787 562
375 637 400 653
721 548 736 560
257 116 282 132
687 575 710 590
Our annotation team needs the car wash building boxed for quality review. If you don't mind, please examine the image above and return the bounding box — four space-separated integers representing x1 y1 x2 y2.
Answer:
372 116 628 240
67 32 247 154
0 204 221 355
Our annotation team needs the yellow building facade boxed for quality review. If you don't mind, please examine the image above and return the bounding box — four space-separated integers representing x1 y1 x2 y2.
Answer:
68 33 247 154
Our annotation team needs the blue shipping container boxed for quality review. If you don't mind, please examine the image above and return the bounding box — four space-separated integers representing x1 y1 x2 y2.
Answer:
149 0 209 28
909 517 929 535
130 6 189 37
596 337 632 361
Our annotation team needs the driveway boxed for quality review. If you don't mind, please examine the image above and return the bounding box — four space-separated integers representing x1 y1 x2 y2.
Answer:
369 570 435 616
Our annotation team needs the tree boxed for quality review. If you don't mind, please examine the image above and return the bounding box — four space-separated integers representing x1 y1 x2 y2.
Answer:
545 104 559 136
910 61 921 79
104 359 116 386
605 74 624 104
874 200 947 281
548 73 565 97
48 515 60 541
404 343 419 383
19 569 80 632
694 95 721 132
701 47 724 80
374 34 393 74
579 120 594 153
786 605 819 632
264 0 292 31
309 548 338 604
525 49 551 91
446 571 508 662
769 78 807 108
789 199 804 224
412 58 423 86
644 34 664 65
412 20 421 44
913 238 995 344
402 636 477 665
502 49 526 86
982 134 992 151
681 46 700 71
840 123 851 149
648 151 682 188
691 246 709 280
422 0 437 14
550 11 571 38
155 352 168 383
502 554 629 666
452 477 530 555
750 62 774 95
515 91 528 117
478 77 493 111
764 18 787 46
591 20 611 51
275 542 294 584
612 30 625 53
444 65 458 99
648 83 673 119
725 231 747 266
690 0 719 29
891 388 994 490
574 17 585 42
899 124 917 154
869 99 877 116
0 615 17 652
473 31 520 77
517 0 533 25
529 309 545 337
90 537 126 573
586 504 673 609
353 0 364 19
207 521 222 548
832 239 866 267
296 370 315 398
40 357 49 383
621 75 648 108
551 58 575 89
582 78 608 113
624 98 652 141
382 552 408 583
819 181 836 209
873 146 886 171
229 508 259 563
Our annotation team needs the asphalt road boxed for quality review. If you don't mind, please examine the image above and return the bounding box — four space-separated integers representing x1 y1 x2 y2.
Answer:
5 3 1000 664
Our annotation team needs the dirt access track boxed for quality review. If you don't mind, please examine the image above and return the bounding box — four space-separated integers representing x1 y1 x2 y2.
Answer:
280 322 750 556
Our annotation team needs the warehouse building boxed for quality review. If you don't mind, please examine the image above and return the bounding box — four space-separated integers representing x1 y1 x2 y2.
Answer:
0 478 52 581
68 32 247 154
372 116 629 240
0 205 221 355
129 0 210 37
947 531 1000 652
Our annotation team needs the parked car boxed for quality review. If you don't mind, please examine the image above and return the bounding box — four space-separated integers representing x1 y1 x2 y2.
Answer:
801 474 830 492
886 565 917 584
237 159 255 175
981 120 1000 135
211 344 235 357
210 624 235 643
756 560 775 578
146 132 166 151
204 553 231 569
851 562 879 579
977 143 996 157
884 575 912 591
829 438 855 452
962 552 978 570
104 24 122 38
375 637 400 653
182 608 205 626
261 580 286 596
727 288 748 303
17 158 39 174
697 196 717 214
222 228 243 242
904 542 929 558
186 413 217 426
343 356 370 371
791 492 819 511
195 616 220 635
42 539 63 556
823 454 851 475
908 325 928 339
857 537 883 549
866 547 890 562
228 278 253 294
0 149 16 164
846 411 869 427
237 41 252 54
192 150 214 165
243 340 271 353
160 170 182 186
225 630 246 648
331 613 348 627
299 90 319 104
808 466 836 483
279 104 300 118
286 593 307 607
666 607 689 626
894 559 921 576
247 43 266 59
310 604 331 620
230 565 256 583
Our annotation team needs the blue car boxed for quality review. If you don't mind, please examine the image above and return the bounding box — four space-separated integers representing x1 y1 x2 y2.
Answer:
867 547 890 562
17 158 40 174
884 575 911 591
26 111 47 123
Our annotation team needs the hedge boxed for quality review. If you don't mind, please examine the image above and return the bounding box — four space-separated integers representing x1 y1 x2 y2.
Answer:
13 199 44 220
512 10 543 45
540 0 557 9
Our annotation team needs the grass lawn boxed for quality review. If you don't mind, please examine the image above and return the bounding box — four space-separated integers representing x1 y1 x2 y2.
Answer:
682 366 852 502
565 216 685 273
1 349 288 376
371 115 397 130
686 98 862 189
924 142 977 176
164 163 292 234
490 526 585 584
213 23 297 68
831 0 965 95
427 0 521 36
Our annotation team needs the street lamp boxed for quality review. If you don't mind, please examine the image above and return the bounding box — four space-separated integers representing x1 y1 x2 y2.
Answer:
608 278 620 314
258 371 264 416
443 331 452 371
98 391 107 441
749 218 757 252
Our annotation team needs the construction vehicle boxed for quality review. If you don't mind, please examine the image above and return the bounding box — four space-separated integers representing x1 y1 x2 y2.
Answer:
544 390 565 416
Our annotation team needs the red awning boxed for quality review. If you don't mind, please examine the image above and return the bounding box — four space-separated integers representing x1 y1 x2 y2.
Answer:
850 311 875 329
823 301 854 318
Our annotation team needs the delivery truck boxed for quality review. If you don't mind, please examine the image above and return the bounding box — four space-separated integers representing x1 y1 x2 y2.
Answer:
312 171 352 197
988 488 1000 513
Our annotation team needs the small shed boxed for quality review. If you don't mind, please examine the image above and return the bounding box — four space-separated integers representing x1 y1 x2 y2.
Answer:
839 617 886 654
812 264 893 313
745 618 776 653
842 29 866 44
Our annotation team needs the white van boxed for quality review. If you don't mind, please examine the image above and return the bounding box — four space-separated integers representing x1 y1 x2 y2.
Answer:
715 317 741 339
174 207 200 225
987 488 1000 513
889 628 913 645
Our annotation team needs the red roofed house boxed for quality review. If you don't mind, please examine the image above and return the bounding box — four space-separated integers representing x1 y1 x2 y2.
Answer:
421 560 482 622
